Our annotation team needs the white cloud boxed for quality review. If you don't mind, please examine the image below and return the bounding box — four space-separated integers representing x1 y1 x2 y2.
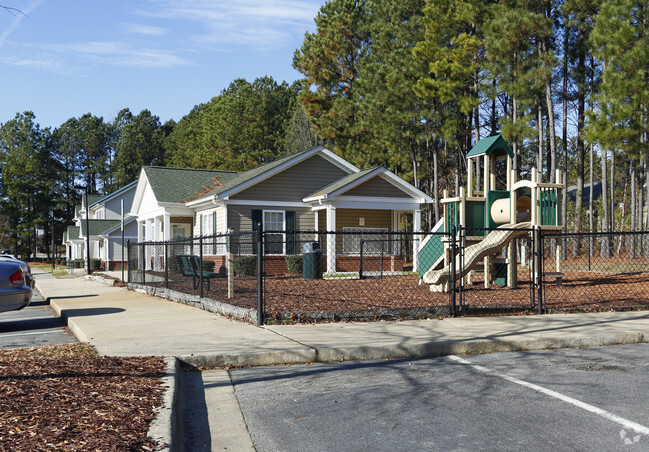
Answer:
55 41 192 68
122 23 168 36
137 0 320 50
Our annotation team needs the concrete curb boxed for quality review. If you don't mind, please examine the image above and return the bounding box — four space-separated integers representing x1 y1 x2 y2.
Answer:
147 357 177 451
180 332 648 368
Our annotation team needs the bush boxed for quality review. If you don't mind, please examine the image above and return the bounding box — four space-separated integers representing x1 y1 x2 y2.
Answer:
72 259 84 268
90 258 102 271
285 254 303 273
234 256 256 276
201 260 216 272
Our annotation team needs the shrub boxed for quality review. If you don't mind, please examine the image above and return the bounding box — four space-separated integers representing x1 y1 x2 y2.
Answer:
90 258 102 271
72 259 84 268
234 256 256 276
201 260 216 272
285 254 303 273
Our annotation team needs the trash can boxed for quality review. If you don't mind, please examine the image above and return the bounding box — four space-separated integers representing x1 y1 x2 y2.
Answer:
302 242 322 279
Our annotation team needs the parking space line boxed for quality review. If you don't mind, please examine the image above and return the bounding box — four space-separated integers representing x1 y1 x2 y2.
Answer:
449 355 649 436
0 330 63 338
0 315 55 322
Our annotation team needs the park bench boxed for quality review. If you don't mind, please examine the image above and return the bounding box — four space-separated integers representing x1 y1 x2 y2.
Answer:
175 254 222 291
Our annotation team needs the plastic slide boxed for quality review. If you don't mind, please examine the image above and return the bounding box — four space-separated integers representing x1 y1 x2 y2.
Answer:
417 218 445 279
422 222 532 286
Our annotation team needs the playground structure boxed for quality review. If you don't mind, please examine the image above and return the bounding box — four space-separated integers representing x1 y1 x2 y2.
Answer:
418 135 565 292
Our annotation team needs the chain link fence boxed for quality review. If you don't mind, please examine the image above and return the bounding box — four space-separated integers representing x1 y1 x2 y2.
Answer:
541 231 649 312
127 227 649 324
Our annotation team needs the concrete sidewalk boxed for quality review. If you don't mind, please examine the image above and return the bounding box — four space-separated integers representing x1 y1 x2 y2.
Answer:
35 270 649 365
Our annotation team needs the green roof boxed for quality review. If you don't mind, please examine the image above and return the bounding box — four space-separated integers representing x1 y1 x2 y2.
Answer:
465 134 514 159
67 226 80 240
305 167 378 198
80 220 122 237
143 167 238 203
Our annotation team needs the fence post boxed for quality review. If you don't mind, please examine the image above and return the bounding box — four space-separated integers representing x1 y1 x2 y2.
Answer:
537 226 543 314
127 240 130 284
164 241 168 290
359 240 364 279
257 223 264 326
227 228 234 299
450 224 456 317
140 242 145 285
199 234 204 298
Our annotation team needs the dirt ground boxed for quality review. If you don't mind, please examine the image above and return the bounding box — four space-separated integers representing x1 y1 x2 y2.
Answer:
0 344 166 451
141 265 649 323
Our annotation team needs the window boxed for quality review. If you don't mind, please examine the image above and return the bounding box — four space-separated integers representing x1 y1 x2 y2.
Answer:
263 210 285 255
201 212 221 255
342 227 389 255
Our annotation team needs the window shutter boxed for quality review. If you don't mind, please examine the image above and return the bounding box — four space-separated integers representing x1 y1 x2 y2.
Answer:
251 210 262 254
251 210 262 230
286 210 296 255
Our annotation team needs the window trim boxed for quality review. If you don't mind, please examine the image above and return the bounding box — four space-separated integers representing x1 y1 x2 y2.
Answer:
262 209 286 255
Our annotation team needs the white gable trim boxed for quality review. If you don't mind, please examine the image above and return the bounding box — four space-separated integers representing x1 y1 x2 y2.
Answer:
89 179 138 210
303 167 433 204
211 146 359 201
130 169 156 216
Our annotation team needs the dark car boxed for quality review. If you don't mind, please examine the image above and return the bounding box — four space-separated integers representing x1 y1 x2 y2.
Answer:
0 261 32 313
0 255 34 288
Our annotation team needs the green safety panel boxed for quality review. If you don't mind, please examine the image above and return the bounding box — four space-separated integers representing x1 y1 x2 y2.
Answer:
445 201 459 233
540 190 559 226
465 201 486 236
485 190 510 229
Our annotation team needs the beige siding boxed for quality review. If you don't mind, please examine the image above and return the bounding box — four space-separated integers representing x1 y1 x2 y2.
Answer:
193 207 222 236
337 209 392 230
231 155 349 201
227 205 315 231
343 176 407 198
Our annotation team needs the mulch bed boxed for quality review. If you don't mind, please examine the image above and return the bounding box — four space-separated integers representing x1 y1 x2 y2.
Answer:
0 344 166 451
138 266 649 323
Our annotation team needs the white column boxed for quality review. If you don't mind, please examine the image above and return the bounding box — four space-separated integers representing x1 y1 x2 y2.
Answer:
326 205 336 274
153 217 161 270
137 220 143 243
413 209 422 272
154 217 161 241
163 214 171 241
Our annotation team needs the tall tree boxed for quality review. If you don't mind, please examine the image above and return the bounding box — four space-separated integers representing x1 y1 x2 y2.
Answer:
293 0 371 158
0 112 54 257
113 110 170 187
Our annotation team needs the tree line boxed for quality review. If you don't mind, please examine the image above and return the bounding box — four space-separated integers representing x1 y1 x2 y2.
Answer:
1 0 647 258
294 0 649 257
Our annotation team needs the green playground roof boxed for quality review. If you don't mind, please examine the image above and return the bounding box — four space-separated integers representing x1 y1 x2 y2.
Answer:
466 134 514 159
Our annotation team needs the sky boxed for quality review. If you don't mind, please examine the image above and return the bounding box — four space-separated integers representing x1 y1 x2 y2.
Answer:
0 0 325 130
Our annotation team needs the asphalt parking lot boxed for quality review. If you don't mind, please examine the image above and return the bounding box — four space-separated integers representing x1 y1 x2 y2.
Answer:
230 343 649 451
0 290 77 349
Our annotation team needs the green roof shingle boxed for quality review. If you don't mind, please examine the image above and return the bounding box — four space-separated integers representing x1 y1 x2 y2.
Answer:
80 220 122 237
67 226 80 240
143 167 238 203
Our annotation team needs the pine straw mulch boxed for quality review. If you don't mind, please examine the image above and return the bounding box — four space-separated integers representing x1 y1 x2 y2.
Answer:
0 344 166 451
